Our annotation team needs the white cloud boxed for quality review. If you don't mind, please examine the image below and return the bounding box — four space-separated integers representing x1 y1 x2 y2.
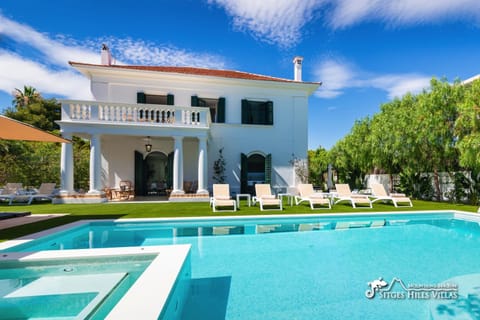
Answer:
209 0 480 47
0 13 229 103
0 15 99 66
0 50 93 100
208 0 322 48
314 58 431 99
327 0 380 29
313 59 356 98
328 0 480 29
87 38 227 69
368 74 431 99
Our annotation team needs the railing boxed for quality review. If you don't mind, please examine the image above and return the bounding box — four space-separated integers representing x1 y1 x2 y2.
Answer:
60 100 211 128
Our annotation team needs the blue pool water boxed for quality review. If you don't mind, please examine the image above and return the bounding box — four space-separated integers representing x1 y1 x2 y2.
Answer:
0 256 154 320
3 212 480 319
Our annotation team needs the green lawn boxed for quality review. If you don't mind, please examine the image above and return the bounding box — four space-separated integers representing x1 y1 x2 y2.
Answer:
0 199 478 242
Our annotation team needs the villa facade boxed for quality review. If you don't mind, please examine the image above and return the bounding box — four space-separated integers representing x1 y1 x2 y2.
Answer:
56 47 320 202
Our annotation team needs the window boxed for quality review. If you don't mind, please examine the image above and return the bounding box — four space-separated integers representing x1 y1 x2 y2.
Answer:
241 99 273 125
191 96 225 123
137 92 174 105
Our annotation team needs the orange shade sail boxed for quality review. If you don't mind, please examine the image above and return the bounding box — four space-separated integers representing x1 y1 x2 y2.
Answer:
0 115 70 143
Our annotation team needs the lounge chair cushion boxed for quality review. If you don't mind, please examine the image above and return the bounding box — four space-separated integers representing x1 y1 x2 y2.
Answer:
260 195 276 199
391 193 407 197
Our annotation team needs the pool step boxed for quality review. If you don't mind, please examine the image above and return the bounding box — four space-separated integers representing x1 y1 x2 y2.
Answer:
4 273 126 319
336 220 386 230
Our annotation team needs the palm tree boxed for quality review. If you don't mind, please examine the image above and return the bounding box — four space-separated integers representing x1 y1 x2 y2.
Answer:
12 85 41 108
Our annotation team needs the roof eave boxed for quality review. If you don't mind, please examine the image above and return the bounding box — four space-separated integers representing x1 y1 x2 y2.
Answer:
69 61 321 94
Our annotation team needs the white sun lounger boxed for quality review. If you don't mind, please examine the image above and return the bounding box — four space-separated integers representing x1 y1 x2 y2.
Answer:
370 183 413 207
210 184 237 212
334 184 372 208
295 184 331 209
25 183 57 204
0 183 23 205
253 184 282 211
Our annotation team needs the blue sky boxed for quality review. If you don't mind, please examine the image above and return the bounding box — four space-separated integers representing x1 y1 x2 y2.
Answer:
1 1 480 149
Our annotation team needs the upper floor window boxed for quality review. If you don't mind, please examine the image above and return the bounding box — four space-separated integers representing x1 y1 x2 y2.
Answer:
137 92 174 105
241 99 273 125
191 96 225 123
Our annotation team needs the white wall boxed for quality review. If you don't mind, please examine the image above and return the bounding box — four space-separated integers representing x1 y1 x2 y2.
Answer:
208 123 298 194
101 135 140 188
77 67 314 193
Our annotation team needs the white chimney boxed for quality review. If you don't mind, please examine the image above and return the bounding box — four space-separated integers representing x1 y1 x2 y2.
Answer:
101 44 112 65
293 56 303 81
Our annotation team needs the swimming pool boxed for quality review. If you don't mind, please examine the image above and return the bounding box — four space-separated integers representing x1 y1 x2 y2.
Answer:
2 211 480 319
0 246 191 320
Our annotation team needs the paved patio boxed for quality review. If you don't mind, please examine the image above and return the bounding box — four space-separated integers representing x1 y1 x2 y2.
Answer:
0 213 67 230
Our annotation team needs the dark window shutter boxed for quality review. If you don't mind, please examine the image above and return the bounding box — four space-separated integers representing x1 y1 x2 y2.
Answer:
241 99 250 124
191 96 198 107
266 101 273 125
134 150 146 196
167 94 174 105
217 97 225 123
240 153 248 193
167 152 174 189
137 92 146 104
265 154 272 184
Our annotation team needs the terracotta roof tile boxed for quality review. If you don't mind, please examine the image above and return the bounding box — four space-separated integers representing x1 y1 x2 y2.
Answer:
69 62 320 85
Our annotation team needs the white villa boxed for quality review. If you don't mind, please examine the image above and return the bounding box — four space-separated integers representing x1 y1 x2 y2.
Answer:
56 46 320 203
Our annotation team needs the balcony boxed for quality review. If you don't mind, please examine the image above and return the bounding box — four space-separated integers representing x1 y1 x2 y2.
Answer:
60 100 211 128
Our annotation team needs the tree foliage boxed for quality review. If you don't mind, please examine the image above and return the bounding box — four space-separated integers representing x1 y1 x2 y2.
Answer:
307 147 329 187
5 86 61 132
12 86 40 108
329 117 372 189
0 86 89 190
312 77 480 203
455 79 480 169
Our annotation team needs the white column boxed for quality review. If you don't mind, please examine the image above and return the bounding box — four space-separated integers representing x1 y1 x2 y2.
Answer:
172 136 184 194
88 134 102 194
197 137 208 195
60 132 74 194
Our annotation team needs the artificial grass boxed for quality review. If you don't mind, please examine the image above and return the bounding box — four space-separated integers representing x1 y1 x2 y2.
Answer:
0 199 477 242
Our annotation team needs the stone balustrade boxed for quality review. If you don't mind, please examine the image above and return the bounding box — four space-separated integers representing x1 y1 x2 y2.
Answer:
61 100 211 127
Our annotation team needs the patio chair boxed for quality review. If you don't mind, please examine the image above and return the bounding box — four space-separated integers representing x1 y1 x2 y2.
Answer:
334 184 372 208
211 184 237 212
370 183 413 207
0 183 23 205
295 184 331 209
253 184 282 211
116 180 135 200
26 183 57 204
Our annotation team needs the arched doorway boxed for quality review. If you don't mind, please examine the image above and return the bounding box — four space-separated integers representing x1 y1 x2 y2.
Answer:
240 153 271 194
145 151 168 195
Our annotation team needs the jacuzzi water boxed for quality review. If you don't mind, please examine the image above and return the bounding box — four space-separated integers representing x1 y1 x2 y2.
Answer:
3 212 480 319
0 255 154 320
